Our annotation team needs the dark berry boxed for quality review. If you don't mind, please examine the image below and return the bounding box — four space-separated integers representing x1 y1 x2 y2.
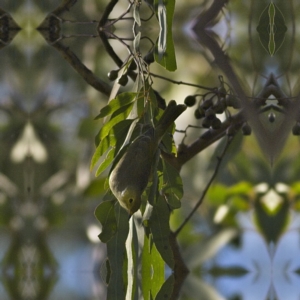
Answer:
202 117 212 128
107 70 119 81
184 95 197 107
118 74 128 86
218 86 227 97
205 108 216 120
211 118 222 129
200 98 213 110
213 98 227 114
129 59 137 70
242 123 252 135
144 52 154 65
194 108 205 119
226 95 241 109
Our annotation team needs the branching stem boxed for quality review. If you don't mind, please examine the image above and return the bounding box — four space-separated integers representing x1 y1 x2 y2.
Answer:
174 135 234 236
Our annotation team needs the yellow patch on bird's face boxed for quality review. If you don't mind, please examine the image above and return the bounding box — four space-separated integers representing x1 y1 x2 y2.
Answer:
120 187 141 215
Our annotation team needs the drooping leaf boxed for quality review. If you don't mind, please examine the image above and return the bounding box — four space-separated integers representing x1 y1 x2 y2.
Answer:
96 102 135 142
227 181 253 195
206 184 228 206
93 119 136 176
149 196 174 269
83 178 107 197
94 200 118 243
133 33 141 56
141 231 165 300
133 4 141 27
106 203 130 299
161 159 183 209
256 3 287 56
125 218 138 300
95 147 116 177
254 195 289 242
154 0 177 71
95 92 137 120
77 117 99 139
155 274 174 300
113 119 137 153
90 135 111 170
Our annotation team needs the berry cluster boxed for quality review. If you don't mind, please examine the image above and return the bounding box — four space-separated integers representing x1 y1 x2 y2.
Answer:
184 86 241 131
107 59 137 86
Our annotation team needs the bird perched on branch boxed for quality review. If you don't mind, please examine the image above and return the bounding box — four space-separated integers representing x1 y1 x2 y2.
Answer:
109 100 186 215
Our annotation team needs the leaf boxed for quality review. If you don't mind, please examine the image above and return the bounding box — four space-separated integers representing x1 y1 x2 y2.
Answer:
133 32 141 54
95 147 116 177
141 232 165 300
92 121 134 178
206 184 228 206
94 200 118 243
113 119 136 154
161 159 183 209
94 92 137 120
256 3 287 56
155 274 174 300
77 117 98 139
106 203 130 299
90 135 111 169
97 102 135 142
149 196 174 269
227 181 253 195
154 0 177 71
133 4 141 27
83 178 106 197
254 196 289 242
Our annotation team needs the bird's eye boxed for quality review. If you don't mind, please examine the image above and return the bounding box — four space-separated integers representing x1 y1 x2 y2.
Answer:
129 198 133 204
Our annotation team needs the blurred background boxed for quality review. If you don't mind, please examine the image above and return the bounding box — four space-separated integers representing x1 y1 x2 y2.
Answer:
1 0 300 299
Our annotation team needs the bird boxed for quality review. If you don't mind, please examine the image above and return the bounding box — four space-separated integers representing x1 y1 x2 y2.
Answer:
108 100 186 215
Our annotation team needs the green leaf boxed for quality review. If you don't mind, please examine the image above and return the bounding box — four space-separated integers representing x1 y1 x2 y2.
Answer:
83 178 106 197
149 196 174 269
142 232 165 300
90 135 111 169
227 181 253 195
256 3 287 56
207 184 228 206
113 119 136 154
95 147 116 177
131 219 140 300
106 203 130 299
77 117 98 139
97 102 135 142
92 117 133 172
161 159 183 209
254 195 289 242
155 275 174 300
95 92 137 120
228 195 249 211
154 0 177 71
94 200 118 243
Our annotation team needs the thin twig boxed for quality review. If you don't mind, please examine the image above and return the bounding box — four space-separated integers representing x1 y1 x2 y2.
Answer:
99 1 133 29
174 134 234 236
98 0 119 27
149 72 215 91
